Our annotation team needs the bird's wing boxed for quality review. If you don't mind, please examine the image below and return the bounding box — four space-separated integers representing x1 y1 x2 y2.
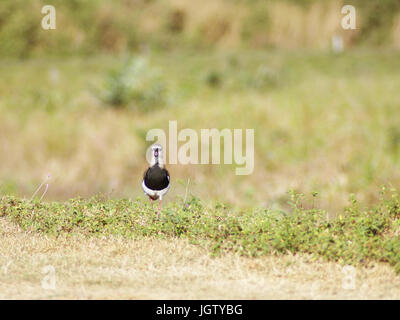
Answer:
165 168 170 181
143 168 150 181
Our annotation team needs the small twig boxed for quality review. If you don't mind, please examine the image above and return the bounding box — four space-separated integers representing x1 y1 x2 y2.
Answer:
39 184 49 201
30 174 51 201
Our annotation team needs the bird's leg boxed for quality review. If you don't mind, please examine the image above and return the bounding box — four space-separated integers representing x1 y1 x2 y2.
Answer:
151 198 158 217
157 199 162 219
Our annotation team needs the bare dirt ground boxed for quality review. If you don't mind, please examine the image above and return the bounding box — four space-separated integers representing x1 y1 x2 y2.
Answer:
1 217 399 299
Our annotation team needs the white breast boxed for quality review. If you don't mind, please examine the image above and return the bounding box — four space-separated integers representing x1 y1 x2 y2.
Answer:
142 180 170 200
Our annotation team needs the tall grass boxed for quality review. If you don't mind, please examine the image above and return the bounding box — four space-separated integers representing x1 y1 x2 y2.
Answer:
1 0 400 57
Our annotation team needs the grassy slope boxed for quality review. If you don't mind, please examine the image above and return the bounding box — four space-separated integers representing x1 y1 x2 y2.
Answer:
1 49 400 287
1 187 400 273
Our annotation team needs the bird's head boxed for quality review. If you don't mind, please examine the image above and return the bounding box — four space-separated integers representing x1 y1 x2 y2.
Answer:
150 144 164 167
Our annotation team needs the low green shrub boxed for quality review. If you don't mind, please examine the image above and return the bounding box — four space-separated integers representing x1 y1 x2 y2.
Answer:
96 56 167 111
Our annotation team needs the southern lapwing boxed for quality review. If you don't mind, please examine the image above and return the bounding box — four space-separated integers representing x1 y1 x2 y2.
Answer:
142 144 170 218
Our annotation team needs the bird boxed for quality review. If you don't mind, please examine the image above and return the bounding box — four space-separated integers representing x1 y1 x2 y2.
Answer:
142 144 170 218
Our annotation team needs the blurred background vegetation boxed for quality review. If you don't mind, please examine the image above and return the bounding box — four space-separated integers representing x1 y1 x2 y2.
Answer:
1 0 400 56
0 0 400 214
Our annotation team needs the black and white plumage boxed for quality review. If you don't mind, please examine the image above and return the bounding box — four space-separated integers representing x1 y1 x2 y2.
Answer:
142 144 170 216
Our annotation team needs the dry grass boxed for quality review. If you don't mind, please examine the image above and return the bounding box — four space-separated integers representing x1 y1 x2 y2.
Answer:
261 1 342 49
393 14 400 49
1 217 399 300
164 0 354 49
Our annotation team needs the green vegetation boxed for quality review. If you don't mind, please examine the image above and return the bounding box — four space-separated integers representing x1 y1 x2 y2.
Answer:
1 50 400 209
2 186 400 272
1 0 400 298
